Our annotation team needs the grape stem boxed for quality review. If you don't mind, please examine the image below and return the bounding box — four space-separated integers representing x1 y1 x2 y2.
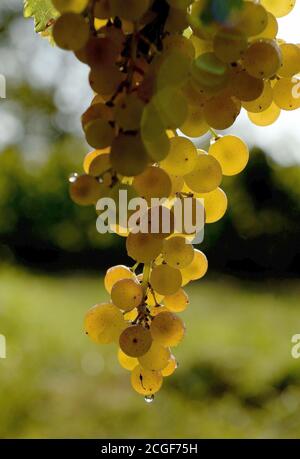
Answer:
131 262 140 273
209 127 219 139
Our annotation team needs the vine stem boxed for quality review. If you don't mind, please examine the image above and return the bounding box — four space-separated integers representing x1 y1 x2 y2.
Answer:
209 127 219 139
141 263 151 296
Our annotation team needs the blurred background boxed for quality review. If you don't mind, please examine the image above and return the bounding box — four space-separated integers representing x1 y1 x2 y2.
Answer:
1 0 300 439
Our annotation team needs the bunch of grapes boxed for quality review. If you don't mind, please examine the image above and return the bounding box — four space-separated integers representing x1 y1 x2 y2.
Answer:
49 0 300 398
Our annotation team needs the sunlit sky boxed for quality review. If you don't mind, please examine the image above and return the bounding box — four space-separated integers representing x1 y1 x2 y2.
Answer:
0 0 299 165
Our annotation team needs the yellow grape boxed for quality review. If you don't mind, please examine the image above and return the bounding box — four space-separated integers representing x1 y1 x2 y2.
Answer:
242 81 273 113
213 28 248 63
118 348 138 371
52 13 89 51
248 102 281 126
81 103 112 130
84 303 125 344
160 137 198 176
111 278 143 312
163 236 194 269
180 105 209 138
124 308 138 322
150 311 185 347
170 174 185 196
89 66 124 96
260 0 296 18
110 134 149 177
133 166 172 204
69 174 102 206
243 39 282 79
150 264 182 296
110 0 150 21
164 288 189 313
149 305 168 317
200 187 228 224
84 119 115 150
157 50 191 89
126 233 163 263
161 355 177 377
278 44 300 78
209 135 249 176
229 67 264 102
152 88 188 129
163 34 195 60
138 341 171 371
252 12 278 40
83 149 110 175
184 152 222 193
143 131 171 163
146 289 164 307
114 93 145 131
138 206 175 240
204 93 240 130
131 365 163 396
119 325 152 357
192 52 229 91
231 2 268 37
273 77 300 111
104 265 137 294
181 249 208 285
52 0 89 13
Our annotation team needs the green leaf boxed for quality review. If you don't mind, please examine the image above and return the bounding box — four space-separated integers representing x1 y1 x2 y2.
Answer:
23 0 59 33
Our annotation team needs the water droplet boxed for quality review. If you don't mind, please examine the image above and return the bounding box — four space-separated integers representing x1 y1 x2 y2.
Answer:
69 173 78 183
144 394 154 404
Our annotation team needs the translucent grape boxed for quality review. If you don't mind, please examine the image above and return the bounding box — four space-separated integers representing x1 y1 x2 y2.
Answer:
243 39 282 79
84 303 125 344
260 0 296 18
231 2 268 37
204 93 240 130
111 278 143 312
150 311 185 347
181 249 208 285
52 13 89 51
180 105 209 138
126 233 163 263
110 0 150 21
278 44 300 78
131 365 163 396
133 167 172 204
119 325 152 357
242 81 273 113
192 53 229 92
160 137 198 176
104 265 137 294
118 348 138 371
200 187 228 224
84 119 115 150
248 101 281 126
229 68 264 102
138 341 171 371
164 288 189 313
52 0 89 13
114 93 145 131
213 28 247 63
161 355 177 377
273 77 300 111
69 174 102 206
209 135 249 176
184 152 222 193
163 236 194 269
110 134 149 177
150 264 182 296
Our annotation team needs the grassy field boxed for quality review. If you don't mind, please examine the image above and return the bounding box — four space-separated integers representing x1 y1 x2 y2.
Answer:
1 266 300 438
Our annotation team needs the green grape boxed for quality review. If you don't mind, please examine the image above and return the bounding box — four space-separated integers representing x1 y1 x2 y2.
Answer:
84 119 115 150
180 105 209 138
119 325 152 357
138 206 175 240
164 288 189 313
171 195 204 235
278 44 300 78
166 0 191 9
150 264 182 296
242 81 273 113
199 187 228 224
143 130 171 163
213 28 248 64
181 249 208 285
84 303 125 344
111 278 143 312
260 0 296 18
243 39 282 79
192 53 229 92
229 67 264 102
110 0 150 21
231 1 268 37
69 174 102 206
190 34 213 58
203 93 240 130
209 135 249 176
81 103 112 130
160 137 198 176
163 236 194 269
184 152 222 193
188 0 217 39
152 88 188 129
181 78 209 108
170 174 184 196
89 66 124 97
133 166 172 204
118 348 138 371
161 355 177 377
126 233 163 263
165 5 189 33
138 341 171 371
248 101 281 126
252 12 278 40
84 151 111 177
163 34 195 60
104 265 137 294
273 77 300 111
52 0 89 13
150 311 185 347
114 93 145 131
131 365 163 396
52 13 89 51
84 36 119 69
94 0 112 19
157 50 191 89
110 134 149 177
